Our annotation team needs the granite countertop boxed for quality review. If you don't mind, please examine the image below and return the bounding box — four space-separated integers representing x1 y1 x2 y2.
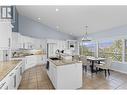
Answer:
49 59 82 66
12 53 46 58
0 60 22 81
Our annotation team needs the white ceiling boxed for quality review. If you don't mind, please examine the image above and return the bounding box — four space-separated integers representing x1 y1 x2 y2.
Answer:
16 6 127 37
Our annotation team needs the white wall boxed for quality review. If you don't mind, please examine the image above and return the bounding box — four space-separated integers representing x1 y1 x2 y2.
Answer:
111 62 127 74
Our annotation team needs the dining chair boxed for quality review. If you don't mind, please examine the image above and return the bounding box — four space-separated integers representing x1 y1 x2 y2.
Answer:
95 57 112 77
80 55 89 72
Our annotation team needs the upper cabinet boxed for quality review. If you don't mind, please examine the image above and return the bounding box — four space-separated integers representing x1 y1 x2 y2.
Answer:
65 40 79 55
0 22 12 49
11 32 20 49
18 34 46 49
0 6 16 49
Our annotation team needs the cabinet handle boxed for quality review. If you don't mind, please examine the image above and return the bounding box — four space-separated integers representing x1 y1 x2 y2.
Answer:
0 82 6 89
15 67 18 70
20 67 22 75
5 86 8 90
9 73 14 76
14 75 16 88
8 38 11 48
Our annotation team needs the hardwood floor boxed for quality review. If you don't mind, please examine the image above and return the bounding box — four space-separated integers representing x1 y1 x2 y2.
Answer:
18 65 127 90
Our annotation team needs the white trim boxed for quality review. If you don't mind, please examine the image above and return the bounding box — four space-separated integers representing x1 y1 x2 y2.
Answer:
113 61 122 63
112 61 127 65
122 39 125 63
96 41 99 57
111 68 127 74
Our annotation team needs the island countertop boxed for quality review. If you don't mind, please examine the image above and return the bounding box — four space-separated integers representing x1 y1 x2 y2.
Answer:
48 58 82 66
0 60 22 81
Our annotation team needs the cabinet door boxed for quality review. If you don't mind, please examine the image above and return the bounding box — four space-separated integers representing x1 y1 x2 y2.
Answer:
0 22 12 48
15 66 21 89
11 32 20 49
0 76 9 90
43 55 47 64
8 72 15 89
7 67 18 90
37 55 43 65
0 82 8 90
22 59 25 73
25 56 37 70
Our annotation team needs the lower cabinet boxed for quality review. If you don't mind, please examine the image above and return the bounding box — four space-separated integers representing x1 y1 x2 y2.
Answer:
0 77 9 90
25 55 37 70
15 61 25 89
0 60 25 90
15 66 21 89
8 70 16 89
25 55 46 70
42 55 47 64
37 55 47 64
47 61 57 88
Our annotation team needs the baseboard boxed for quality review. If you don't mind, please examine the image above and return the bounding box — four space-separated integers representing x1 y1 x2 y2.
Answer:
110 68 127 74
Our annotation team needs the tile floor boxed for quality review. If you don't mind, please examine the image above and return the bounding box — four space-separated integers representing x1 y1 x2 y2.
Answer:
18 65 54 89
18 65 127 90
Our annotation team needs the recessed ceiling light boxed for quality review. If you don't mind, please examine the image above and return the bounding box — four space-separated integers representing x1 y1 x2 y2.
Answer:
56 26 59 29
38 18 41 20
55 8 59 12
70 33 73 35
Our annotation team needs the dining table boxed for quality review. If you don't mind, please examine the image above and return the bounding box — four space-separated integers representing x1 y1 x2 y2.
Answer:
86 56 106 73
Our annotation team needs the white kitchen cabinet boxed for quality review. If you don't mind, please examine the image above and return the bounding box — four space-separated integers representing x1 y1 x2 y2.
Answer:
8 70 16 89
47 61 57 87
11 32 20 49
17 58 25 74
36 55 47 65
47 43 57 57
47 39 69 58
19 35 44 49
0 60 24 90
42 55 47 64
25 55 36 70
24 36 33 49
19 34 29 49
25 55 46 70
21 60 25 74
0 22 12 48
0 76 9 90
33 38 42 49
47 60 82 89
0 82 8 89
15 65 21 89
8 62 22 89
37 55 43 65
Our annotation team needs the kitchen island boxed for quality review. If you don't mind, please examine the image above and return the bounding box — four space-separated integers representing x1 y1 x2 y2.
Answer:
47 58 82 89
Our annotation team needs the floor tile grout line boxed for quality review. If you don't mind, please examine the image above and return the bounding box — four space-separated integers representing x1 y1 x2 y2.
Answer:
18 65 127 90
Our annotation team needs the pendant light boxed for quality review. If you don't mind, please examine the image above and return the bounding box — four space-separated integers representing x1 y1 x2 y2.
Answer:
82 25 91 42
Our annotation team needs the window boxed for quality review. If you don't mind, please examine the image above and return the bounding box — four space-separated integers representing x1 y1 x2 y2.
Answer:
80 41 96 56
125 40 127 62
1 6 13 19
99 40 122 62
